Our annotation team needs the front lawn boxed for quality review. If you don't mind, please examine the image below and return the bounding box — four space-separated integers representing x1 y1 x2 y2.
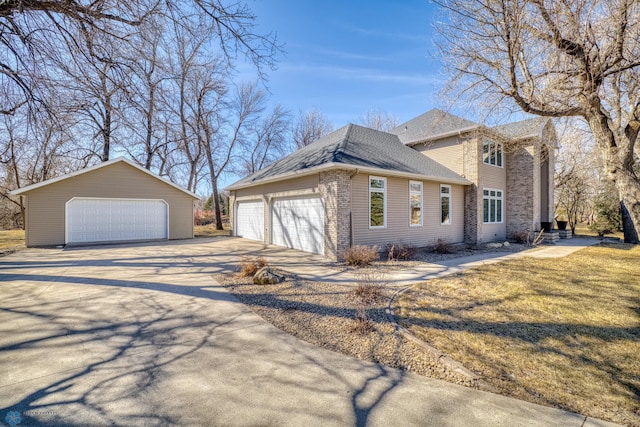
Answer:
394 243 640 426
194 224 231 238
0 229 25 254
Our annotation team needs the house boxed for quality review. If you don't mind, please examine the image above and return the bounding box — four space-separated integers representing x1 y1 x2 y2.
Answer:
11 157 199 247
226 109 557 260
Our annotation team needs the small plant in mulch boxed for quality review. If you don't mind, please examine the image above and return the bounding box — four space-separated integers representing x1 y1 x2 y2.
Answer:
348 271 387 334
237 257 268 277
387 242 418 261
343 245 379 267
432 238 455 254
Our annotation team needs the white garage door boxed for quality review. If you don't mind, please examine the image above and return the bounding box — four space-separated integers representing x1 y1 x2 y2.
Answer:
66 198 168 244
235 200 264 241
272 197 324 255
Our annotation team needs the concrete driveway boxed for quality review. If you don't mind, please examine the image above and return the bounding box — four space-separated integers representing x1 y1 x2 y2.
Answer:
0 238 616 426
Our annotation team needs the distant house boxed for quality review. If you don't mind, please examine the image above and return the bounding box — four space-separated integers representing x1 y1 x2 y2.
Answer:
226 109 557 260
11 158 198 247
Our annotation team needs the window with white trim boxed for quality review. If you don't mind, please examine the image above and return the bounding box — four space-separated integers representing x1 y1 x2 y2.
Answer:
369 176 386 228
409 181 422 226
483 189 503 223
440 185 451 225
482 140 503 167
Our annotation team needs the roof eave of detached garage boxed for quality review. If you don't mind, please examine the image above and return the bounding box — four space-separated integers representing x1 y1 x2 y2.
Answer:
10 157 200 199
225 162 471 191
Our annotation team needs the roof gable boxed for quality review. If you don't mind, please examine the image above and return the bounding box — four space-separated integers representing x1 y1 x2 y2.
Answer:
227 124 470 190
390 108 480 145
493 117 551 140
11 157 199 198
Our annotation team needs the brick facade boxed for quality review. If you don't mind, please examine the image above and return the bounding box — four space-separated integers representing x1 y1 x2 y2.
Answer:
319 170 352 261
462 138 480 244
506 144 536 237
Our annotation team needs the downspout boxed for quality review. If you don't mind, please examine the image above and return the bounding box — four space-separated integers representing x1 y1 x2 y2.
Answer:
349 168 359 247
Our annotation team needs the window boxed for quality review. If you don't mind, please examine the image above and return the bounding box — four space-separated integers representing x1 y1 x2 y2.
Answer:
440 185 451 225
483 189 503 223
482 140 503 167
369 176 386 228
409 181 422 226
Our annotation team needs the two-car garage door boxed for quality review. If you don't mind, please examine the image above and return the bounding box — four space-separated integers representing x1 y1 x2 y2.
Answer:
66 198 168 244
235 197 324 255
272 197 324 255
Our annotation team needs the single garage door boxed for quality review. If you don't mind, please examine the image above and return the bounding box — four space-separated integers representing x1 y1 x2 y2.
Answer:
272 197 324 255
66 198 168 244
235 200 264 241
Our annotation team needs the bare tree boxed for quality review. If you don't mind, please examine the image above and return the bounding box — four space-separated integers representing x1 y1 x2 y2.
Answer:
238 104 291 176
555 120 600 232
1 1 281 115
292 109 334 149
357 108 399 132
436 0 640 243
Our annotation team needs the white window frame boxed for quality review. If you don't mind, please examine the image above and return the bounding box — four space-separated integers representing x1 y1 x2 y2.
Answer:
482 140 503 167
369 176 387 229
483 188 504 224
409 180 423 227
440 184 451 225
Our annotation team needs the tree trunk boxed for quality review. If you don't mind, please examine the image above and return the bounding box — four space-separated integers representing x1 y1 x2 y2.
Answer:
616 172 640 243
587 109 640 243
204 144 224 230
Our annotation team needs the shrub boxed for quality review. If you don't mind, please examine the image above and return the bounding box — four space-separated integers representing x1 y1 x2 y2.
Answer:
343 245 378 267
433 238 454 254
237 257 268 277
386 242 418 261
348 270 386 335
512 231 530 244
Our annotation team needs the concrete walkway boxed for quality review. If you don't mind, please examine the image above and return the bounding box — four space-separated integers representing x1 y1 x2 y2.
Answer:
0 237 615 426
267 237 602 287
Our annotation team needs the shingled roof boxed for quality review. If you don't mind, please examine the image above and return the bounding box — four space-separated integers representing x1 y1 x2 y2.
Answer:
493 117 550 140
390 108 480 145
226 124 470 190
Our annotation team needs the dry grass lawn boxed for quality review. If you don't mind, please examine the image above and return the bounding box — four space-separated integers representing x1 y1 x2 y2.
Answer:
394 243 640 427
194 224 231 238
0 229 25 254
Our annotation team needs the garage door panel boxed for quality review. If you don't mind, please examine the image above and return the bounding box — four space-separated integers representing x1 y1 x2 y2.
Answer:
236 201 264 242
66 198 168 244
272 197 324 255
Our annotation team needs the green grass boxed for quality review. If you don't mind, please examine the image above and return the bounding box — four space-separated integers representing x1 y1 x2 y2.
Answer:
394 243 640 426
0 229 25 253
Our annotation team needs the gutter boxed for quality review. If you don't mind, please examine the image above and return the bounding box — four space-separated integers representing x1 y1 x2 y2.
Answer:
225 162 471 191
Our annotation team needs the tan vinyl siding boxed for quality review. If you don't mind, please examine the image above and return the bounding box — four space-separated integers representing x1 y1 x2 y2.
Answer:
24 161 195 246
413 136 465 175
352 174 464 247
234 174 319 199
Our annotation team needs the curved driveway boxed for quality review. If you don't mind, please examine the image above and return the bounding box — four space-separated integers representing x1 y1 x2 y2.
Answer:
0 238 615 426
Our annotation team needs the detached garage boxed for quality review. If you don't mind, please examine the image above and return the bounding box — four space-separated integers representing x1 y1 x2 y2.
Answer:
11 157 198 247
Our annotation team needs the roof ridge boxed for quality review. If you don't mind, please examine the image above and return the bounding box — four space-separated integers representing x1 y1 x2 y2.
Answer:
333 123 354 162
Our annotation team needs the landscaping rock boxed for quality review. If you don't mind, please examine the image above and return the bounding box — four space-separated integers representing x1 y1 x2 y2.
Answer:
486 242 503 249
503 241 510 247
253 267 284 285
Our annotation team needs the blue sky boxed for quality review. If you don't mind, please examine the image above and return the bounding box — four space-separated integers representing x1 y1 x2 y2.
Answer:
247 0 445 126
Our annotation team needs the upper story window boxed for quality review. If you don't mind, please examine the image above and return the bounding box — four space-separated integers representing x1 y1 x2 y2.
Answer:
369 176 386 228
440 184 451 225
483 188 503 223
483 140 503 167
409 181 422 226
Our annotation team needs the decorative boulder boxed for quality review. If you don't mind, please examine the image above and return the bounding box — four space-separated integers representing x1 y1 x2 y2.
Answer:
486 242 503 249
503 241 510 247
253 267 284 285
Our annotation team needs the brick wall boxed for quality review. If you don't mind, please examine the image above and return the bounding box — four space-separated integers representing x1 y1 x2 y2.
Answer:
462 137 479 244
506 143 536 237
319 170 352 261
